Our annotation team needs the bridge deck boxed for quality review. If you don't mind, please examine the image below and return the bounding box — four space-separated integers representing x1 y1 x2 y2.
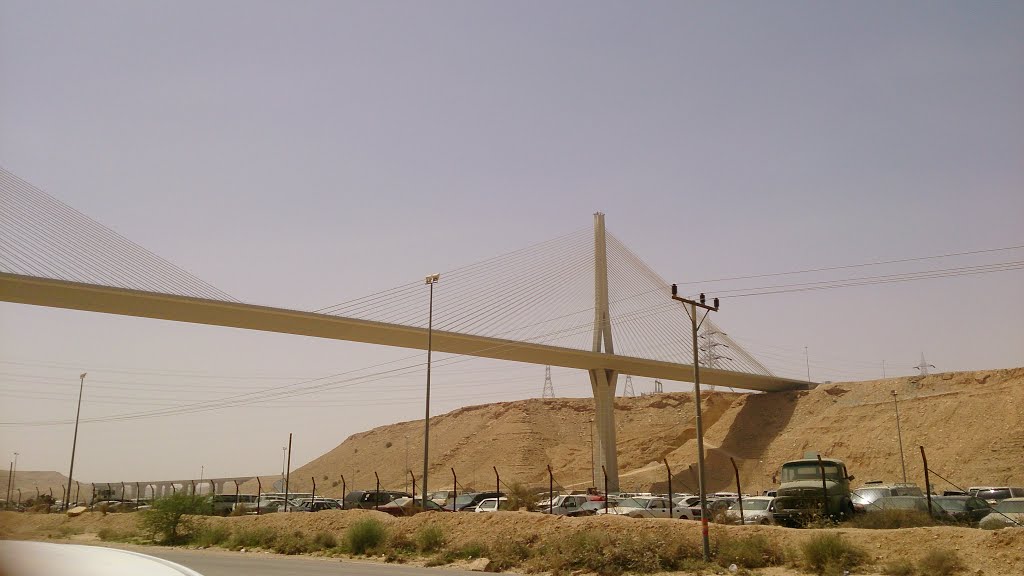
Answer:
0 273 812 392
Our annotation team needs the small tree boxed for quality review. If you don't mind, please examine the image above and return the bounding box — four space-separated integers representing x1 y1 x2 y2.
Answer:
140 493 212 544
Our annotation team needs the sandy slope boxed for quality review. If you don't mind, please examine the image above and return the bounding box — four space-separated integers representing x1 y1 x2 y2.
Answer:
265 368 1023 497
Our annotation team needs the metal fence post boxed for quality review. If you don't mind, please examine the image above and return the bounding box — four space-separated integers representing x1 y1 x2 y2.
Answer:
451 468 457 512
256 477 262 515
235 480 240 509
409 470 416 500
920 446 933 517
730 457 744 524
374 472 380 511
602 466 608 514
135 483 140 505
340 475 346 509
493 466 500 497
665 459 673 519
312 477 316 506
546 465 553 515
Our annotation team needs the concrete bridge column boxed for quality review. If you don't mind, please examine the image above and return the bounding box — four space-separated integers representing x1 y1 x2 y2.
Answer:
589 213 620 493
214 481 225 495
590 369 620 492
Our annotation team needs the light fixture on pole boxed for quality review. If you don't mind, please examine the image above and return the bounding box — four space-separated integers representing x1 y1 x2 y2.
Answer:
65 373 87 511
421 273 440 510
670 285 718 563
892 390 908 484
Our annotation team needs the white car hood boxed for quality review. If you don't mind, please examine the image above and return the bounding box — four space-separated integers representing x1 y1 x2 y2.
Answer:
0 541 204 576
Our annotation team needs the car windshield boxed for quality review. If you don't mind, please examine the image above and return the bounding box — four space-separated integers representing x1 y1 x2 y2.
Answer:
934 498 967 511
454 494 479 507
731 499 771 511
994 500 1024 513
781 463 843 482
429 492 450 500
615 498 642 508
977 489 1011 501
853 488 889 504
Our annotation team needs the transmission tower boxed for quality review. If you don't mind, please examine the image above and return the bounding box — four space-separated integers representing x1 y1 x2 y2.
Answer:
914 353 936 376
698 327 732 392
542 366 555 399
623 375 635 397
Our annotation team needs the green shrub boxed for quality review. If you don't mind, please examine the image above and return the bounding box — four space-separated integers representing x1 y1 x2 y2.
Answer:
312 531 338 550
505 482 538 511
139 493 212 544
488 539 532 571
346 518 386 555
273 530 312 555
97 527 130 542
455 540 489 559
192 524 231 547
917 549 963 576
227 526 278 549
848 509 936 529
716 534 784 568
882 558 916 576
800 533 868 576
415 525 445 553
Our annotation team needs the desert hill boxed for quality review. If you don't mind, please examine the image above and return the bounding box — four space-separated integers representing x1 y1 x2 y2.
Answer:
0 471 90 505
254 368 1024 497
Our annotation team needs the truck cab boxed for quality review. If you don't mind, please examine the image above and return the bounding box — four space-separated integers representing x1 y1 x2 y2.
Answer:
772 458 855 526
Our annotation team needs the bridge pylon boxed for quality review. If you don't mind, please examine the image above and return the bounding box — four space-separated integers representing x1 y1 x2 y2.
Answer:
589 212 620 492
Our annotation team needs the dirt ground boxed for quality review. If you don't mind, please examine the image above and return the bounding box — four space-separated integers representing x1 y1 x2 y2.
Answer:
249 368 1023 497
2 510 1022 575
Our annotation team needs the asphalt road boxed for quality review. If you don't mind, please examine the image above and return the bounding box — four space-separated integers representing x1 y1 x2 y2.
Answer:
141 547 489 576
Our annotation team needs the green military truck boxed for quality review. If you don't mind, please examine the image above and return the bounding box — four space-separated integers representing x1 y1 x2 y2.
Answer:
772 456 855 526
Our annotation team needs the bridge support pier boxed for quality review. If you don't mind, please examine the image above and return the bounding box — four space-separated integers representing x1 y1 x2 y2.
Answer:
589 368 620 492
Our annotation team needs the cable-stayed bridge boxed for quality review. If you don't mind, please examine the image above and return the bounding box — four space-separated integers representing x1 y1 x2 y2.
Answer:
0 167 811 490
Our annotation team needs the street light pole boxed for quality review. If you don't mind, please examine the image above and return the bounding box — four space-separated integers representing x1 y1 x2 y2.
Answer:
589 419 596 488
422 273 440 510
10 452 18 510
892 390 908 484
670 286 718 563
65 373 87 511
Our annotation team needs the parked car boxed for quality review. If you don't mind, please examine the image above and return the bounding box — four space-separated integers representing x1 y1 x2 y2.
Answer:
931 496 991 525
342 490 411 509
863 496 938 517
978 497 1024 530
674 495 702 508
724 496 776 525
972 487 1024 506
377 497 449 517
595 496 695 519
0 540 206 575
451 491 504 511
851 483 924 513
290 498 342 512
575 498 621 516
538 494 590 515
474 497 511 512
429 490 456 506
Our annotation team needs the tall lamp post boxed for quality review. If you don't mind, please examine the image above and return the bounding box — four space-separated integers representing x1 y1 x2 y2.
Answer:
892 390 908 484
422 272 440 510
65 373 87 511
670 286 718 563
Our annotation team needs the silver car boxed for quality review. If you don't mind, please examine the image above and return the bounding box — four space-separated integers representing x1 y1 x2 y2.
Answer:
724 496 775 525
978 497 1024 529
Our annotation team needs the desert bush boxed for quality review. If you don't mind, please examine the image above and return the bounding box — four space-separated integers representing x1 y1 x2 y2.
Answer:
917 549 964 576
192 523 231 547
312 531 338 550
488 539 533 571
97 527 131 542
415 525 445 552
504 481 538 511
882 558 916 576
227 526 278 549
139 493 212 544
228 505 246 517
346 517 386 555
848 509 936 529
800 533 868 575
273 530 312 555
716 534 784 568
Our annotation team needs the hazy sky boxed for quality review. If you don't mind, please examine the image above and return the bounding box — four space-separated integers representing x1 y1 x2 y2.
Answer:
1 1 1021 485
